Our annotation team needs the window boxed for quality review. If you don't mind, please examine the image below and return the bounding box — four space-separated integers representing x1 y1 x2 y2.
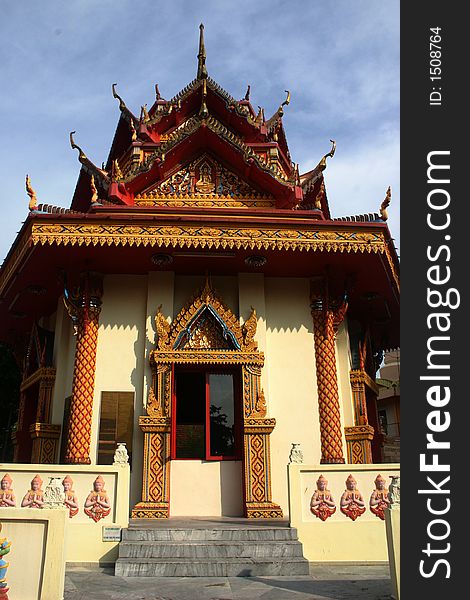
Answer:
172 368 240 460
97 392 134 465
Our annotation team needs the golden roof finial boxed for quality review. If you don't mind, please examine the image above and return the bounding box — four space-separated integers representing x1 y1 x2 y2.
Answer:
244 84 251 101
26 174 38 211
380 186 391 221
155 83 161 100
318 139 336 171
140 104 150 123
90 175 99 204
197 23 208 80
113 159 123 180
112 83 127 112
255 106 265 126
69 131 87 163
282 90 291 107
129 118 137 141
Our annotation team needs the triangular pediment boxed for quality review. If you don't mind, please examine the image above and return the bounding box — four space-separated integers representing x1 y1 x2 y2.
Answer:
135 154 275 208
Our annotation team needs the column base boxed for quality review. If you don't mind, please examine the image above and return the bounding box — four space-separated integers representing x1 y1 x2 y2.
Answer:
29 423 61 463
345 424 375 464
245 502 283 519
320 457 346 464
131 502 170 519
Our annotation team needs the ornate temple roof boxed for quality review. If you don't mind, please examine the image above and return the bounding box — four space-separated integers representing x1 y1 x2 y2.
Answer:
68 24 343 216
0 25 399 351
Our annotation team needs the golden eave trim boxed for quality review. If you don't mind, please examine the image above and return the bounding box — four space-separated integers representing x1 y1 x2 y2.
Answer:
29 221 399 290
21 367 56 391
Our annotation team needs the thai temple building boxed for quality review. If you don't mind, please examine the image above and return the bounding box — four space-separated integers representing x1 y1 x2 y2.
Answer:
0 26 399 579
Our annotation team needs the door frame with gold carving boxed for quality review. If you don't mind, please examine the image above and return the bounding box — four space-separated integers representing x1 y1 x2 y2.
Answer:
131 279 283 519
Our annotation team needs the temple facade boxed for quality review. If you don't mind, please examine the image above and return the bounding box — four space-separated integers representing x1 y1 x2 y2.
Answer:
0 25 399 521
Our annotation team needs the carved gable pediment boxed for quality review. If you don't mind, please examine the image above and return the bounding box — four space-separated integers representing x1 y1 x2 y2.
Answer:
136 154 275 209
154 278 258 353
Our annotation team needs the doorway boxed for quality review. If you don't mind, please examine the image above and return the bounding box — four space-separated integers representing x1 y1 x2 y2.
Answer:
169 366 243 516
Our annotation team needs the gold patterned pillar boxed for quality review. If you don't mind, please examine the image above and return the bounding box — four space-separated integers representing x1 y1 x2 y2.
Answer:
345 370 376 463
311 280 346 464
242 365 283 518
132 364 172 518
64 273 103 464
28 367 60 463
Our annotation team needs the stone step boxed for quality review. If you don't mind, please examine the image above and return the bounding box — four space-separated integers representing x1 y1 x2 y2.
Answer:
119 539 304 559
122 527 298 542
114 557 310 577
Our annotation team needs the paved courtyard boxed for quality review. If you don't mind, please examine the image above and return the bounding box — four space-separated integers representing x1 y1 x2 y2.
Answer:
64 563 392 600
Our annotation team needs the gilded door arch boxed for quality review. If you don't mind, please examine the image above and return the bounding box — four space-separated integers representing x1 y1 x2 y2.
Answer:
131 279 283 518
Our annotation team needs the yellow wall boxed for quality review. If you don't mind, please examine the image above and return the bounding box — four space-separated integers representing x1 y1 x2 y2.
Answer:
289 463 400 561
0 463 130 565
92 275 147 507
264 277 321 516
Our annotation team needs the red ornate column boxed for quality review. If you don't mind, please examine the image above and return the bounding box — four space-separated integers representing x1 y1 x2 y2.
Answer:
311 279 346 464
64 273 103 464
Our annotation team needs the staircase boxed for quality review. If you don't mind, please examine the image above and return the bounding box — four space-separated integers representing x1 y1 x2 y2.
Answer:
115 518 309 577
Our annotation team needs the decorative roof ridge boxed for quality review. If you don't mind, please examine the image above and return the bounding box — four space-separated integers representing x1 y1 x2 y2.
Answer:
333 213 381 223
34 203 81 215
124 113 293 186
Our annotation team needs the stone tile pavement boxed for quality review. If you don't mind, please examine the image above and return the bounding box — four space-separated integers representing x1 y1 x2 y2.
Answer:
64 564 392 599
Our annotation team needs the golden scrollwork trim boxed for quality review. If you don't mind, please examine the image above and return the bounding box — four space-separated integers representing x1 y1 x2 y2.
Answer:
20 367 56 392
138 415 171 433
28 422 61 438
30 223 387 253
244 417 276 434
152 350 264 365
344 424 375 441
349 369 380 395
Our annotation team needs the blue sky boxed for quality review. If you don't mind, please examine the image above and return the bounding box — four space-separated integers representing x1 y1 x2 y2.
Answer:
0 0 399 263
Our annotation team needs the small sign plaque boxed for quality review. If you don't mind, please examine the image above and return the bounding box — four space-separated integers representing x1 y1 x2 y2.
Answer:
102 526 121 542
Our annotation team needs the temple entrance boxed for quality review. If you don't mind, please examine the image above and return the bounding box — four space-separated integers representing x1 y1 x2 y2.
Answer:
132 279 283 519
170 366 243 516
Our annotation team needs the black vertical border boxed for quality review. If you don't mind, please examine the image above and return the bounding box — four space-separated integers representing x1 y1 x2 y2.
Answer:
401 4 467 597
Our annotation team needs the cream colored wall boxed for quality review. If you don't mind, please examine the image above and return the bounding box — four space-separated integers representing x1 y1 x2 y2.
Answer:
264 277 320 518
92 275 147 479
173 274 239 317
289 463 400 561
1 508 67 600
170 460 243 517
1 515 47 600
0 463 130 565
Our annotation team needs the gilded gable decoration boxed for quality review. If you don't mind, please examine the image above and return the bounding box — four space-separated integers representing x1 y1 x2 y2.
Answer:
136 154 274 208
